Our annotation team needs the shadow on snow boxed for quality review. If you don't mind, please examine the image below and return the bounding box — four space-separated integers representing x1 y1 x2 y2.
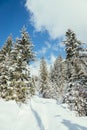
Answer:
30 102 45 130
62 119 87 130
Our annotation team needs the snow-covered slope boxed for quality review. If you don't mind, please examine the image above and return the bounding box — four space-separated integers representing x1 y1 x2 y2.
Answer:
0 96 87 130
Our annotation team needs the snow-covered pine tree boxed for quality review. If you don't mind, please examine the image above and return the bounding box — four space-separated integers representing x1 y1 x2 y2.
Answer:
39 57 50 98
74 48 87 116
64 29 87 116
4 27 35 103
0 36 13 99
50 56 66 102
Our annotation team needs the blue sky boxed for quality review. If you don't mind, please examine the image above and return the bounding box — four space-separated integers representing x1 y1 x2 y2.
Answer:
0 0 66 62
0 0 27 45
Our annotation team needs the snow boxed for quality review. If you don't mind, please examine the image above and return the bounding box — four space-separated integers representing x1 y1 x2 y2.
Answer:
0 96 87 130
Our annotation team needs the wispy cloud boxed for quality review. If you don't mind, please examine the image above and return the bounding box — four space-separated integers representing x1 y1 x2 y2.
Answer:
30 60 40 76
30 57 54 76
45 41 51 49
36 40 65 58
25 0 87 42
50 53 56 64
58 42 65 48
37 41 51 56
37 47 47 55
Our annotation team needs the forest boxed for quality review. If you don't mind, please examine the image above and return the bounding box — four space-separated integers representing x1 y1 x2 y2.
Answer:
0 28 87 117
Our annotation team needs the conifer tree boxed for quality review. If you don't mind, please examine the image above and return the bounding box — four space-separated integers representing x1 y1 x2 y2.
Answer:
0 36 13 98
6 27 35 102
64 29 87 116
0 28 35 103
39 57 50 98
50 56 66 102
74 48 87 116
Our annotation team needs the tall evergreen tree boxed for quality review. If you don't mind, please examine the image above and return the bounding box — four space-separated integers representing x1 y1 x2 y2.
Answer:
0 36 13 98
50 56 66 102
0 28 35 103
64 29 81 80
7 27 35 102
64 29 87 116
39 57 50 98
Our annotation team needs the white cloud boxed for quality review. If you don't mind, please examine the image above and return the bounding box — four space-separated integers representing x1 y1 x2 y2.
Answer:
45 41 51 49
37 41 51 55
51 42 64 51
52 43 58 51
30 57 54 76
58 42 65 48
25 0 87 42
30 60 40 76
37 47 47 55
50 53 56 64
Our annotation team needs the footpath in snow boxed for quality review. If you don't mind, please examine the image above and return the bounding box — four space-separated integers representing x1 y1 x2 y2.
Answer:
0 95 87 130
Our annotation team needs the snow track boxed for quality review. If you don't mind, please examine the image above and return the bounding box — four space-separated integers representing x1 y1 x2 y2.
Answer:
30 102 45 130
0 96 87 130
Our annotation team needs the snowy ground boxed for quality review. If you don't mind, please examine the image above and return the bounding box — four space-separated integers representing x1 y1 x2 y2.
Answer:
0 96 87 130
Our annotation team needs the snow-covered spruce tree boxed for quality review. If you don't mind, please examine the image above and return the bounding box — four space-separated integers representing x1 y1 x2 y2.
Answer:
75 48 87 116
50 56 67 102
39 57 50 98
64 29 87 116
31 75 40 94
5 27 35 103
0 36 13 99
